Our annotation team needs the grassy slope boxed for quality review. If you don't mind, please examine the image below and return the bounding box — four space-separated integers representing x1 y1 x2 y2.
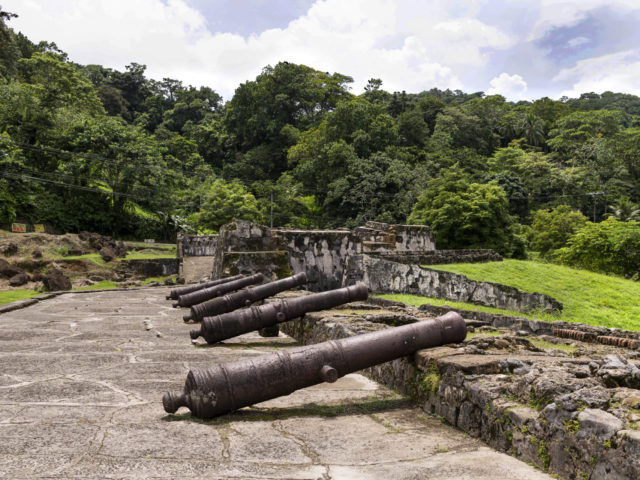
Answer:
379 259 640 331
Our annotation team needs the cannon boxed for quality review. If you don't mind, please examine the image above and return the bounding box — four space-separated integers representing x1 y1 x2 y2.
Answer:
163 311 466 418
172 273 264 308
165 274 245 300
183 272 309 323
190 283 367 344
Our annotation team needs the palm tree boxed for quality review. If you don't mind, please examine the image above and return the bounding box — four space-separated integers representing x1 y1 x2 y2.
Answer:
517 112 545 147
608 196 640 221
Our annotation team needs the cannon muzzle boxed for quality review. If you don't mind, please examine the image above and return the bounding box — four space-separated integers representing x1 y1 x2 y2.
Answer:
165 274 245 300
190 283 368 343
184 272 309 323
164 311 466 418
172 273 264 308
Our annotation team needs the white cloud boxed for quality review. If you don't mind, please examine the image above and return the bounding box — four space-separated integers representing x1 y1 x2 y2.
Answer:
567 36 590 48
3 0 516 99
555 50 640 98
486 73 528 100
528 0 640 41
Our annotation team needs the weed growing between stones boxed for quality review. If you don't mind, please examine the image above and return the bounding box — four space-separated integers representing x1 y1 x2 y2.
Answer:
564 419 580 433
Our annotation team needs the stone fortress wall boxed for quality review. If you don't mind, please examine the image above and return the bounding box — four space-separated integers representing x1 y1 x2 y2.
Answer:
178 220 562 314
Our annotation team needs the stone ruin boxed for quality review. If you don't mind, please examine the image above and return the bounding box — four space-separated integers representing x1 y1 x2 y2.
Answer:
179 220 561 315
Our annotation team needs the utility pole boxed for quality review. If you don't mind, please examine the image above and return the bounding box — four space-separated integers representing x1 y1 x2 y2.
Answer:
587 191 604 222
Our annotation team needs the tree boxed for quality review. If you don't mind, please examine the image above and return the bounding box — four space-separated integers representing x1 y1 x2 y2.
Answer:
608 196 640 221
223 62 353 178
517 112 545 147
190 179 263 232
407 167 525 257
17 52 104 115
67 116 166 233
529 205 587 256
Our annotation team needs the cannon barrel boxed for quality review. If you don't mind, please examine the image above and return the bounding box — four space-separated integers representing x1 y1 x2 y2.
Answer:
165 275 245 300
184 272 309 323
164 311 466 418
190 283 367 343
172 273 264 308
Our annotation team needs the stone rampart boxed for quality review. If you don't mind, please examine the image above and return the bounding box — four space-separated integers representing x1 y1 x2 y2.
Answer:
276 229 360 291
354 256 562 313
370 249 502 265
178 234 218 257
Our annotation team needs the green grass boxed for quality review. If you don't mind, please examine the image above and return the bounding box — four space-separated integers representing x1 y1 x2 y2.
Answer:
0 289 40 306
61 253 108 267
142 276 176 285
74 280 118 291
124 251 176 260
54 249 175 264
380 259 640 331
376 293 527 317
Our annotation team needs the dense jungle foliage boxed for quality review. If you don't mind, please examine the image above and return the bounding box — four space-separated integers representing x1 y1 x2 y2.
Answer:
0 10 639 275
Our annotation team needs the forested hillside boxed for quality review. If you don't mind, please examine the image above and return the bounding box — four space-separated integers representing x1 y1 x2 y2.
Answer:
1 9 638 274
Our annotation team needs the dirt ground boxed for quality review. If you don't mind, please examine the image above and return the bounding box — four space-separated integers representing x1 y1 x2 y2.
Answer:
0 287 553 480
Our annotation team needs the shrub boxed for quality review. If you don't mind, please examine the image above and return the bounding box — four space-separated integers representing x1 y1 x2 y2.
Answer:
558 218 640 276
529 205 587 256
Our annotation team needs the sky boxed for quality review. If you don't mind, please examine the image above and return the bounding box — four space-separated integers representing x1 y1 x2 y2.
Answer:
4 0 640 102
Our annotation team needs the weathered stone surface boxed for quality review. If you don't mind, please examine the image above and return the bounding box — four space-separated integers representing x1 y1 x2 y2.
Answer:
42 268 72 291
0 242 18 256
0 258 23 278
576 408 624 440
99 246 117 262
8 272 29 286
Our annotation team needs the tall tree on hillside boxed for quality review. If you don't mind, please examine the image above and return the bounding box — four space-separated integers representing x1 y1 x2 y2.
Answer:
223 62 353 180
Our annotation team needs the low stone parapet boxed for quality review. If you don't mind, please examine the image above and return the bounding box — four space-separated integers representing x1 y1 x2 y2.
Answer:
281 303 640 480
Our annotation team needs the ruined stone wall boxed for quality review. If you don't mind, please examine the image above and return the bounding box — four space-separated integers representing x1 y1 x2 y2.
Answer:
370 249 502 265
353 222 435 252
276 230 360 291
356 256 562 313
178 234 219 257
212 221 289 281
116 258 179 278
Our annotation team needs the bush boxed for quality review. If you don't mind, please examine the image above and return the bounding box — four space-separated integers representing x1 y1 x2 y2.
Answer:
557 218 640 276
530 205 587 256
408 167 525 257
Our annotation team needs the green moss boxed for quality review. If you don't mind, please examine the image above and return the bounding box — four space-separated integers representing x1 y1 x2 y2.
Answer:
416 365 440 396
529 338 577 353
564 419 580 434
538 440 551 470
529 389 549 411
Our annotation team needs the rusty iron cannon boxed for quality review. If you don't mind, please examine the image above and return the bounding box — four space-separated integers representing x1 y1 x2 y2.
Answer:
183 272 309 323
190 283 367 344
165 275 245 300
163 311 466 418
172 273 264 308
